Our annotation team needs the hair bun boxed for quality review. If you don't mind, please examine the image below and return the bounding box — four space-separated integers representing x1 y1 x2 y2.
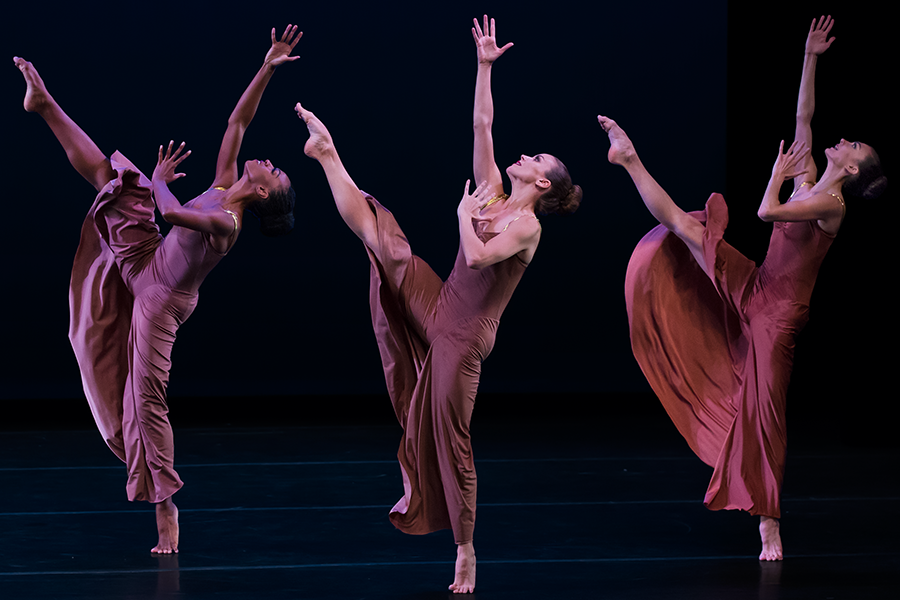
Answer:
259 212 295 237
557 184 583 216
861 175 888 200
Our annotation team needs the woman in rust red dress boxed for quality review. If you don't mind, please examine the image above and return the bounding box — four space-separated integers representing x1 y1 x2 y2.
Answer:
13 25 301 554
294 15 581 594
606 15 886 561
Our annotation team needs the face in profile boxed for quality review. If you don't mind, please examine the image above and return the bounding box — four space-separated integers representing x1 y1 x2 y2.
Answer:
245 159 291 199
824 139 872 174
506 154 555 188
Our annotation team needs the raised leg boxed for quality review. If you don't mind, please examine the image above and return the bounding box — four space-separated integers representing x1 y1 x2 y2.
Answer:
14 57 114 192
295 103 379 251
598 115 708 272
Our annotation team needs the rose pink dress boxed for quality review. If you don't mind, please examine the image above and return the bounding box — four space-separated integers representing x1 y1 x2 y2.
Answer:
68 152 232 503
625 193 835 519
364 193 529 543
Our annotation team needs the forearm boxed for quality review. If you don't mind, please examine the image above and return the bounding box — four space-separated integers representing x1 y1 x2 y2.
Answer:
473 62 495 128
151 180 185 220
796 52 818 124
757 177 784 221
228 61 277 127
458 215 489 269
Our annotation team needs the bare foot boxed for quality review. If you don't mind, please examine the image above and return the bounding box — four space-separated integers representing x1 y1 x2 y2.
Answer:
151 498 179 554
448 542 476 594
598 114 638 166
759 516 783 561
294 103 335 161
13 57 54 114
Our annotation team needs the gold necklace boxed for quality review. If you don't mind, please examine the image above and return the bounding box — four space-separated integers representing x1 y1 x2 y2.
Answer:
480 193 508 211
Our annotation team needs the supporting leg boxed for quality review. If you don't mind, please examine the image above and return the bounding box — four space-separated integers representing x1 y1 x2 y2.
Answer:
759 516 783 561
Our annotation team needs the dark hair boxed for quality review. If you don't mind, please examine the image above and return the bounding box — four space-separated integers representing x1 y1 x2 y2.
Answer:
248 185 296 237
844 147 887 200
534 157 583 216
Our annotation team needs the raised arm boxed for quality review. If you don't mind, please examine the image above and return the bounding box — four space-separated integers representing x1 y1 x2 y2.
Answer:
471 15 513 198
457 180 540 269
212 24 302 189
153 142 237 236
793 15 835 190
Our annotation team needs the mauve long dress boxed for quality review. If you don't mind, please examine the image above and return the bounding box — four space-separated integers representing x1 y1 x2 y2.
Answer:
625 192 835 518
69 152 232 503
363 193 529 544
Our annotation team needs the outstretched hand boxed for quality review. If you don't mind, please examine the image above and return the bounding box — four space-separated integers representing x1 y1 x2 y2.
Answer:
265 24 302 66
771 140 810 182
458 179 494 218
472 14 513 64
805 15 835 55
153 141 191 184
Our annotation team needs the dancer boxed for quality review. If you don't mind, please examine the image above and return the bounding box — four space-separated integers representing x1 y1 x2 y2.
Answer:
607 15 885 561
13 24 301 554
295 15 581 593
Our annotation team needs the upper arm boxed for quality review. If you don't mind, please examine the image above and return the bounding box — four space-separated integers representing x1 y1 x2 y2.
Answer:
473 120 505 197
760 191 842 223
793 119 817 191
211 120 245 189
161 203 237 238
467 217 540 269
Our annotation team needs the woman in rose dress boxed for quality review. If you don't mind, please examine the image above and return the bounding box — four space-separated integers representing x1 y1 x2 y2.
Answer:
294 15 581 593
13 24 301 554
607 15 885 561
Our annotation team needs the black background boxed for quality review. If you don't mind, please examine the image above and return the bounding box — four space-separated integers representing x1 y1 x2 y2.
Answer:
1 1 891 440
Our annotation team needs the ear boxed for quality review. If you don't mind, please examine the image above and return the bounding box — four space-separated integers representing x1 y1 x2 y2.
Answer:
255 185 270 200
536 178 551 190
844 163 859 176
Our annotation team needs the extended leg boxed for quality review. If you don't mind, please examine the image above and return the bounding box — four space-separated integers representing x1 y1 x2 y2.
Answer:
14 57 114 191
295 104 380 251
599 115 708 272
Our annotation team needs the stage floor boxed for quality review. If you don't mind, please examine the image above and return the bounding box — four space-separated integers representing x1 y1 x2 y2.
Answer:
1 403 897 599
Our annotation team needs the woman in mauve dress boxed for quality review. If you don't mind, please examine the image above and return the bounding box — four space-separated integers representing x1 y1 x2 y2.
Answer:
605 15 886 561
294 15 581 594
13 24 301 554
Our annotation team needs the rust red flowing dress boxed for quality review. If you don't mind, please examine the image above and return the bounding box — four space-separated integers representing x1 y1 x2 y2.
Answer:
363 192 529 544
625 193 835 519
68 152 232 503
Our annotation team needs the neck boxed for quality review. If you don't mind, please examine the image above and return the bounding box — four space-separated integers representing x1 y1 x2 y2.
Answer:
815 163 847 195
221 179 255 212
506 181 540 214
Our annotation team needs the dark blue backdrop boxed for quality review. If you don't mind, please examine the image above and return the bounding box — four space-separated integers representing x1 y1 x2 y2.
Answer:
1 1 890 421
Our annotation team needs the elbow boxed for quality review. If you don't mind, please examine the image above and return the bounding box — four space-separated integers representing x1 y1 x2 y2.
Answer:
473 116 492 131
227 115 249 130
465 254 487 270
757 208 775 222
795 110 813 125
